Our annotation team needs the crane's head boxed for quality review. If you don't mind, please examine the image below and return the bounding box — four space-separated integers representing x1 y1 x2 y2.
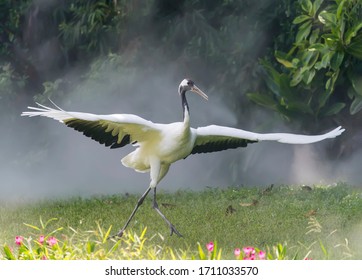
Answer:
178 79 208 100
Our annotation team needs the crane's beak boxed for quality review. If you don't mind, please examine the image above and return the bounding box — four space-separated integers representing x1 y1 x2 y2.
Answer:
191 85 208 101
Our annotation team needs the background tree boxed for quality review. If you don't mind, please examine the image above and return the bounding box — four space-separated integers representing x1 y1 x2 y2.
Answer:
1 0 360 157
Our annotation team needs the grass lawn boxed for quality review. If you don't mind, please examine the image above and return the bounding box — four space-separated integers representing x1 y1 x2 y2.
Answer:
1 183 362 259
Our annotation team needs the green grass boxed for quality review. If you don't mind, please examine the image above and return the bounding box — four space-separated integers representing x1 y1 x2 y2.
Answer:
1 183 362 259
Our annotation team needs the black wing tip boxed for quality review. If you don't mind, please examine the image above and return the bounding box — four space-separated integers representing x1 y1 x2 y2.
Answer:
190 139 257 155
64 118 131 149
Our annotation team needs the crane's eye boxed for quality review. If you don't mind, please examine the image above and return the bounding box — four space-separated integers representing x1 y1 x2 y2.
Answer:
187 80 193 86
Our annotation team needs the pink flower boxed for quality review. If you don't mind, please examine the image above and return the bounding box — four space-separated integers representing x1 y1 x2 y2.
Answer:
38 235 45 245
258 250 266 260
46 236 57 246
15 236 23 246
243 247 255 256
234 248 241 257
206 242 214 252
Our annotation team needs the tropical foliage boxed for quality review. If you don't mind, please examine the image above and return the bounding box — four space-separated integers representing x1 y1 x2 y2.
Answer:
247 0 362 129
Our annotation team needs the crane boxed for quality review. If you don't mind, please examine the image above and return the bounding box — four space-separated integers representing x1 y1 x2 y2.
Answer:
21 78 345 237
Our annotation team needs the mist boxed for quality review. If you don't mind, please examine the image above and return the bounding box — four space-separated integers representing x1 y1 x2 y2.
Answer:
1 1 361 204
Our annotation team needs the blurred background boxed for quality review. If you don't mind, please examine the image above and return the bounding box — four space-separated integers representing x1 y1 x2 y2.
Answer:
1 0 362 202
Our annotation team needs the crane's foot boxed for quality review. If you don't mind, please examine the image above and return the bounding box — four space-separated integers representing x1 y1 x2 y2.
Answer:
108 229 125 240
169 223 183 237
115 229 125 238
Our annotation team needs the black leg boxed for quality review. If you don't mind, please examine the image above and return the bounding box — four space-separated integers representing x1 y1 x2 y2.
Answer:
152 188 183 237
113 186 151 238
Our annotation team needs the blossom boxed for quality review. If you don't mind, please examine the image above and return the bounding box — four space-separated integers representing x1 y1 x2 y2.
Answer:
206 242 214 252
46 236 57 246
38 235 45 245
234 248 241 257
15 236 23 246
258 250 266 260
243 247 255 256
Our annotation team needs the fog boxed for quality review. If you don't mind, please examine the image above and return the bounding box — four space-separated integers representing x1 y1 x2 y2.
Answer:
0 1 361 204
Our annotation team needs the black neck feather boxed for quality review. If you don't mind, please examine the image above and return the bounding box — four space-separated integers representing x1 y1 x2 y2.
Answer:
181 90 189 120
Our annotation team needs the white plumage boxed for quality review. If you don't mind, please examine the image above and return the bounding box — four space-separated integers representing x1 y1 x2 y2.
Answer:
21 78 345 237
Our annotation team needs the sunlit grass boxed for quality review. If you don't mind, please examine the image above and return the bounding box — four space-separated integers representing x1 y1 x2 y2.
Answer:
1 183 362 259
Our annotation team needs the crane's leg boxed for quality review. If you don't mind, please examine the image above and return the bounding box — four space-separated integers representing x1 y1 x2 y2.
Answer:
150 163 182 237
114 186 151 238
113 161 182 238
152 187 183 237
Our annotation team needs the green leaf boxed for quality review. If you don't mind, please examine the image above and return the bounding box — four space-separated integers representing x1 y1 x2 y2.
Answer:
23 223 41 231
325 69 340 94
260 60 281 95
350 75 362 96
86 241 96 254
318 11 336 26
322 102 345 116
140 226 147 239
44 218 58 229
275 51 294 68
47 227 64 237
300 0 313 15
217 248 222 260
3 245 16 260
210 240 217 260
302 49 319 69
308 43 326 52
319 240 328 259
312 0 324 15
346 34 362 60
103 225 113 243
197 242 206 260
303 69 316 84
336 0 346 21
293 15 312 24
345 23 362 45
350 96 362 115
309 28 320 44
246 92 277 109
330 51 344 71
322 33 340 45
290 68 304 86
296 21 312 43
318 51 334 69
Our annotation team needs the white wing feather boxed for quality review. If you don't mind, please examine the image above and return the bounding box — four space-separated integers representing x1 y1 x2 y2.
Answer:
190 125 344 155
21 103 156 128
195 125 344 144
21 103 161 149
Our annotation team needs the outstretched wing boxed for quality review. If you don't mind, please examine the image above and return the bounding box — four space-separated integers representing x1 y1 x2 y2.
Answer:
21 103 161 149
191 125 345 155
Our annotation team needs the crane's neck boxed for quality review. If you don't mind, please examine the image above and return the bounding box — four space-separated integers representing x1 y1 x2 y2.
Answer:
181 90 190 126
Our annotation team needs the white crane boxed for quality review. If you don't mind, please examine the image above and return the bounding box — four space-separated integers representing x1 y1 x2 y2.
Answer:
22 78 345 237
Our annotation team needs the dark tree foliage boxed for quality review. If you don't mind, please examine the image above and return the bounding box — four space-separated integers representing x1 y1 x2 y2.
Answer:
1 0 361 154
